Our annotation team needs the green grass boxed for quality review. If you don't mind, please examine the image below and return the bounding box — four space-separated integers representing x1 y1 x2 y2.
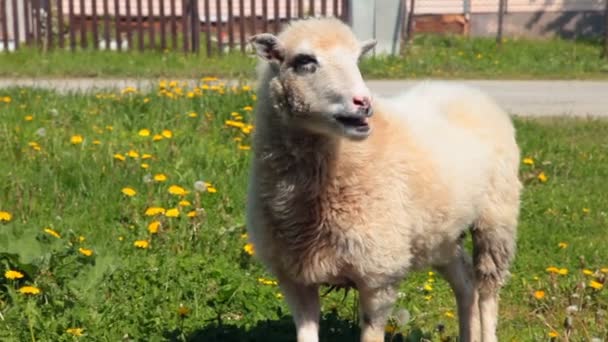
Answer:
0 84 607 341
2 34 608 79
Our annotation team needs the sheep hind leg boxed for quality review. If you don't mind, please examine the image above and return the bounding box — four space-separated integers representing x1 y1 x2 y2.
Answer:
357 285 398 342
277 276 320 342
434 248 481 342
471 205 518 342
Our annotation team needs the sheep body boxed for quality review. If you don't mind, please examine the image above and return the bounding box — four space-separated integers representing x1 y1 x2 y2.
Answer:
246 17 520 342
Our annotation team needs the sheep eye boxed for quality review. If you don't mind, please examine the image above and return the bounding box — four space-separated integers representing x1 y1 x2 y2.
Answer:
291 54 318 74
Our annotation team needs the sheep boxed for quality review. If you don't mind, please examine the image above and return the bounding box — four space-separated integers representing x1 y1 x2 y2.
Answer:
245 17 521 342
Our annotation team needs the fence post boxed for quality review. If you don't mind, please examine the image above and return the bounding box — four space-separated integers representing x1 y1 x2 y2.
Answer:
191 0 200 54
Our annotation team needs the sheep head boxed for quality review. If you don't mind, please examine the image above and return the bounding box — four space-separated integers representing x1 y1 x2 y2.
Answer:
249 17 377 141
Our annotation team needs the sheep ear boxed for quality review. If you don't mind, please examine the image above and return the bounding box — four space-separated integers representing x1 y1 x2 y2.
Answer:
249 33 285 63
359 39 377 57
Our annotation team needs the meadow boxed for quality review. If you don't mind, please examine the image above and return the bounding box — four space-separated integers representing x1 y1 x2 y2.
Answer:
1 34 608 80
0 81 607 341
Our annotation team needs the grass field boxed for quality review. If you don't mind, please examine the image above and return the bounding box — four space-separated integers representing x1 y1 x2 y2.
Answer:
0 82 607 341
1 35 608 80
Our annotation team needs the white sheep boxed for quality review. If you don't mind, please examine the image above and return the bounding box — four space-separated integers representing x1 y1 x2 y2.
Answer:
245 17 521 342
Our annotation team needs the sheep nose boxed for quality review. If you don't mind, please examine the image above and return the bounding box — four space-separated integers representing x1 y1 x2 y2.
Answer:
353 95 372 116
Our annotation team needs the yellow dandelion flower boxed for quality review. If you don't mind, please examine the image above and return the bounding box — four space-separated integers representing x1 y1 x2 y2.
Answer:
537 172 548 183
238 145 251 151
276 293 283 299
444 311 455 318
423 283 433 291
187 210 198 217
66 328 84 336
44 227 61 238
242 85 252 91
583 269 594 276
601 268 608 273
202 76 218 82
143 97 150 103
0 211 12 222
106 125 114 131
24 115 34 121
148 221 161 234
424 295 432 301
145 207 166 216
121 187 137 197
558 268 568 275
177 304 190 317
79 236 85 242
243 106 253 111
589 280 603 290
165 208 180 218
241 233 248 239
187 91 195 98
142 153 153 159
558 242 568 249
5 270 24 280
141 163 149 169
93 140 101 145
257 278 278 286
154 173 168 182
18 285 41 295
546 266 559 274
121 86 137 95
153 134 164 141
78 247 93 257
134 240 150 249
207 187 217 193
179 200 191 207
118 236 124 241
244 243 255 255
548 331 559 338
168 185 188 196
2 96 11 103
252 94 257 101
70 135 84 145
582 208 590 214
188 112 198 118
522 157 534 165
127 150 139 158
161 129 173 138
114 153 126 161
225 120 245 128
533 290 545 299
138 129 150 137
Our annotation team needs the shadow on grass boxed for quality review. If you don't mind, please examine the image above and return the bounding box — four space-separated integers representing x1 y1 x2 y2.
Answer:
164 310 432 342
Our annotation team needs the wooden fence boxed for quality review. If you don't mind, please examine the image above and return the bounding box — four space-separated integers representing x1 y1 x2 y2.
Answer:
0 0 350 55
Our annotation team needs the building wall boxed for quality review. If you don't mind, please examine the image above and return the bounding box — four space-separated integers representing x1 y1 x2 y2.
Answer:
414 0 606 14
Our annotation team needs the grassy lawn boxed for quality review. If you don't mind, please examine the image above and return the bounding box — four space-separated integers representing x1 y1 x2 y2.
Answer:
0 83 607 341
1 35 608 79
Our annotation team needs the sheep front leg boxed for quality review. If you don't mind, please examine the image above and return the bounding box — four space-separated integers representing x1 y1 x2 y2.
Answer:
278 277 320 342
358 285 398 342
435 251 481 342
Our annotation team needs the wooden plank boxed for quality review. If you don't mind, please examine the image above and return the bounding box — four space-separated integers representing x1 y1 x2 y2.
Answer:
92 0 99 49
273 0 278 33
192 0 200 53
57 0 65 48
333 0 338 17
147 0 155 49
103 0 111 49
114 0 121 51
298 0 304 18
136 0 143 51
159 0 166 50
80 0 87 48
250 0 256 34
239 0 245 53
286 0 291 21
262 0 268 32
228 0 234 51
309 0 315 16
34 0 41 47
181 0 189 52
125 0 132 49
0 0 7 51
170 0 177 50
46 0 53 49
24 0 31 46
10 0 17 49
216 0 223 54
68 0 75 50
321 0 327 15
204 0 211 56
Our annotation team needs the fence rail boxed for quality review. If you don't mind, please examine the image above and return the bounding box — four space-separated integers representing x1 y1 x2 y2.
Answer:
0 0 350 55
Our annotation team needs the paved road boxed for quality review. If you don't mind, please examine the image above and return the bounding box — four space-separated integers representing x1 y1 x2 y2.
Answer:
1 78 608 117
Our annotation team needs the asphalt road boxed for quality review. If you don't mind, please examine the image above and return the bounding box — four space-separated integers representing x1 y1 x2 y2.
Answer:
1 78 607 117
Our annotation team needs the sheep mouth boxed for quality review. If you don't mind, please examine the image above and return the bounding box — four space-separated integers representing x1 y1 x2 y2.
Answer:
334 114 370 132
